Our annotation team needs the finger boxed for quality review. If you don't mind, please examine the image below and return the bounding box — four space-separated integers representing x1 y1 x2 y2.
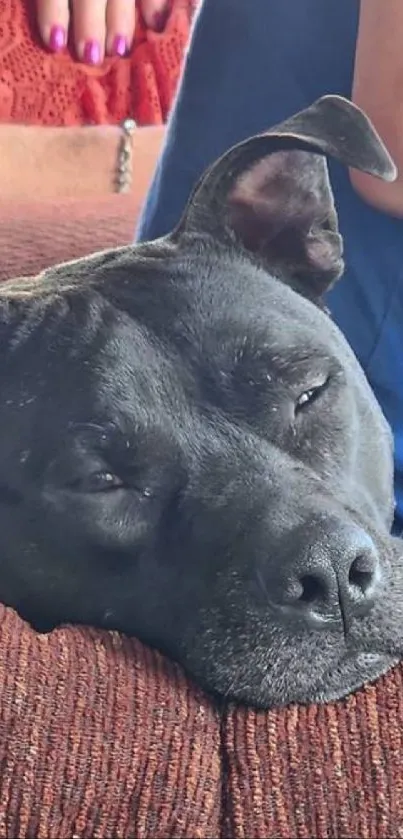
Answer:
71 0 107 65
141 0 171 33
105 0 136 57
36 0 69 52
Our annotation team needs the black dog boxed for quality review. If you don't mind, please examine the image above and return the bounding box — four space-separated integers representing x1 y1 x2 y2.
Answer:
0 96 402 708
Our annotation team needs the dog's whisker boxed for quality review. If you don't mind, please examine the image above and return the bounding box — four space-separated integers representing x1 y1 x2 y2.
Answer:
255 569 270 601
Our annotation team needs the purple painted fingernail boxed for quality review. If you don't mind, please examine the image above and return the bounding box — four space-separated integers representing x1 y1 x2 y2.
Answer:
49 24 66 52
111 35 127 57
83 39 101 65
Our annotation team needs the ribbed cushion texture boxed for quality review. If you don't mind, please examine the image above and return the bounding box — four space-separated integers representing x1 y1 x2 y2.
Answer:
0 605 402 838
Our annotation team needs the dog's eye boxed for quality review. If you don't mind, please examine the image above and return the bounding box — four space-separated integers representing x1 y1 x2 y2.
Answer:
295 382 327 413
67 471 124 493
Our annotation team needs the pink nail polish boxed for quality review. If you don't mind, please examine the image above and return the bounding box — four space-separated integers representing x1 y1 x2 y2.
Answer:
49 25 66 52
83 39 101 65
111 35 127 57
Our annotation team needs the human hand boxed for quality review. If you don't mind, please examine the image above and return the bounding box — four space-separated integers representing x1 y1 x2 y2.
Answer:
36 0 173 65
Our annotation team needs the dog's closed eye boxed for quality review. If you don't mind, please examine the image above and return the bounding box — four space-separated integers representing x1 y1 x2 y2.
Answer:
295 378 329 415
64 470 155 499
65 470 124 493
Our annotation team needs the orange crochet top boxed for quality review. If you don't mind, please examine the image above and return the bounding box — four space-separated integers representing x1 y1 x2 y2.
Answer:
0 0 194 126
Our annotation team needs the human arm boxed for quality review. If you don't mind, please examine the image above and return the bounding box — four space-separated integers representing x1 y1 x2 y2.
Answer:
350 0 403 216
0 124 164 200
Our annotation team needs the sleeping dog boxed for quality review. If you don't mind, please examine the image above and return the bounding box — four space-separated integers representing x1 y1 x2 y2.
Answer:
0 95 402 708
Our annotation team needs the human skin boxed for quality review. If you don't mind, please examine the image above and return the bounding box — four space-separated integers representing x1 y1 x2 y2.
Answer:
351 0 403 216
0 124 164 200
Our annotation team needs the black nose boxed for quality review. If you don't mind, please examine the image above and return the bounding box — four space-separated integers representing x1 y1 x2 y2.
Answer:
270 523 381 628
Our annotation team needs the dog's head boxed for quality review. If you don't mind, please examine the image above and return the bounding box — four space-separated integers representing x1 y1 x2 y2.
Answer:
1 96 402 707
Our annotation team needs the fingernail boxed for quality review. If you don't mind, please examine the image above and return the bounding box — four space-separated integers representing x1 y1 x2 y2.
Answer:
49 24 66 52
110 35 127 57
151 9 170 32
83 39 101 65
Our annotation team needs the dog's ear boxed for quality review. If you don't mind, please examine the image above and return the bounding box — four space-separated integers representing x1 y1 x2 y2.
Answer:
177 96 396 298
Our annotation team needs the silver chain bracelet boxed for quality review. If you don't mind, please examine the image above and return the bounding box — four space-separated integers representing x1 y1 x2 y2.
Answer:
115 118 136 193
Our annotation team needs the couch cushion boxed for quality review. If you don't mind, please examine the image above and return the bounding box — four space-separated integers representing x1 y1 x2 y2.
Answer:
0 601 403 838
0 605 221 838
0 196 137 282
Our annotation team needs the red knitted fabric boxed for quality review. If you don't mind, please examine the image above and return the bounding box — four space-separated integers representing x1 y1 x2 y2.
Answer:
0 0 194 126
0 603 402 839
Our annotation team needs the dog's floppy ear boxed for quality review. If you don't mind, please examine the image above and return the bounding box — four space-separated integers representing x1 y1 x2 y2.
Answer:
177 96 396 298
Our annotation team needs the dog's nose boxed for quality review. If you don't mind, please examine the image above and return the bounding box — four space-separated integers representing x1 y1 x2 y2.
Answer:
270 524 381 628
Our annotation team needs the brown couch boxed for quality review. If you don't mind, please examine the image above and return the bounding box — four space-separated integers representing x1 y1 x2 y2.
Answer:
0 195 141 282
0 195 402 838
